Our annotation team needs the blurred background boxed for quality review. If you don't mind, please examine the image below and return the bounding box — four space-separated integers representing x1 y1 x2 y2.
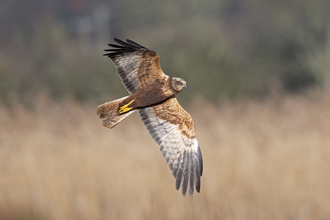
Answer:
1 0 330 219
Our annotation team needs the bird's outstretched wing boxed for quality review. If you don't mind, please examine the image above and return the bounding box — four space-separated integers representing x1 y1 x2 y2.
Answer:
104 38 166 94
138 97 203 196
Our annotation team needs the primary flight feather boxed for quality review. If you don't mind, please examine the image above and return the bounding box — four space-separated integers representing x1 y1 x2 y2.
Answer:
97 38 203 196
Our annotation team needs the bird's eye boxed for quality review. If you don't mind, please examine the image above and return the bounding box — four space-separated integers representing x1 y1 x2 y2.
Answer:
179 81 183 85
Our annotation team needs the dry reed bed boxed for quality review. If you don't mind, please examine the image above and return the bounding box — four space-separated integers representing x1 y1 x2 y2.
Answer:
0 94 329 220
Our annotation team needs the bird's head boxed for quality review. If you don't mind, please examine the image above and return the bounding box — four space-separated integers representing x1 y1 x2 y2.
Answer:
172 77 187 92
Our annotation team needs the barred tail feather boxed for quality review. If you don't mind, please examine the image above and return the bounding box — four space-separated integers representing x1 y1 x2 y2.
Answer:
97 96 136 129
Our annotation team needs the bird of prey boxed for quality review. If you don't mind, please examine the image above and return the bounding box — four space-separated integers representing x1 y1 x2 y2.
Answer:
97 39 203 196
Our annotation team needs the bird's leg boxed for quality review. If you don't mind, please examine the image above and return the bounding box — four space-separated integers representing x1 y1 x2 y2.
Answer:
118 100 135 114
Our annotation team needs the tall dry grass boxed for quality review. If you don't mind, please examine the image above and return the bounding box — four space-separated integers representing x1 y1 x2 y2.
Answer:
0 93 330 220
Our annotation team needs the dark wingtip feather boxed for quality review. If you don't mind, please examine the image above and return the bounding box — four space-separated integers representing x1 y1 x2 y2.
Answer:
198 146 203 176
188 151 194 197
126 39 145 48
182 177 188 196
114 38 131 47
103 38 147 58
195 158 201 193
181 151 189 196
175 169 183 190
107 43 126 49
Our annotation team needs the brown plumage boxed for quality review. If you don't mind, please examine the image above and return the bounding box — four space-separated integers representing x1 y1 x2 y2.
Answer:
97 38 203 196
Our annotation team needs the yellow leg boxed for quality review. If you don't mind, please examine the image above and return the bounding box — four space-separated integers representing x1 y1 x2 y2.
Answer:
119 100 135 114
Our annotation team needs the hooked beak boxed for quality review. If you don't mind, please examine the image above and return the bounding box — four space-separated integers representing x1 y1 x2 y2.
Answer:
183 83 187 89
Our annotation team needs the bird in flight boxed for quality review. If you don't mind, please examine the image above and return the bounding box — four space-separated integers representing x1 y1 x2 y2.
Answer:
97 39 203 196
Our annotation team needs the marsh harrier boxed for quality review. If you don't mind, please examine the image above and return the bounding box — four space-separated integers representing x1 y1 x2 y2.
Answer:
97 39 203 196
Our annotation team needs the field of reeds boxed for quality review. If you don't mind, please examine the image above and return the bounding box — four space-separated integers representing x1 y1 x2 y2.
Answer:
1 92 330 220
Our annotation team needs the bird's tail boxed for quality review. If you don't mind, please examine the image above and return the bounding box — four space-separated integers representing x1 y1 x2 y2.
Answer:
97 96 136 129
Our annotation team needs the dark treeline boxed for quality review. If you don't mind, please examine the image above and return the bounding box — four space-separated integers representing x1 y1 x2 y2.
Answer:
0 0 329 105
